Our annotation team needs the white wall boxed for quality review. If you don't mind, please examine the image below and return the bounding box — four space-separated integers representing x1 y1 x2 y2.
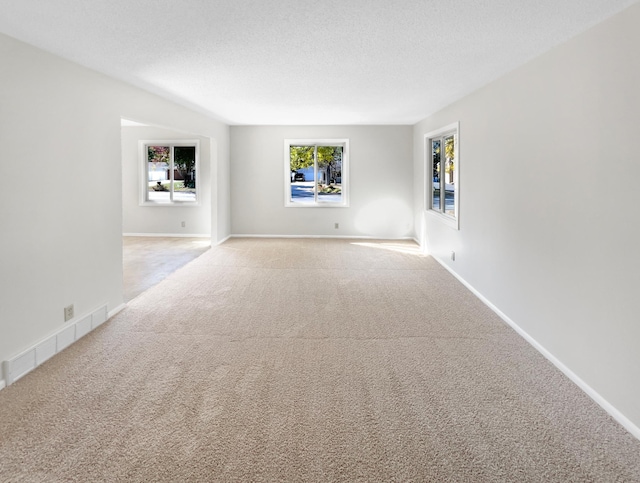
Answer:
231 126 413 238
0 33 230 373
413 5 640 430
122 126 211 236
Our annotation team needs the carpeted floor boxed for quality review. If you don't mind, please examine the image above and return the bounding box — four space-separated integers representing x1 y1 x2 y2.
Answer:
1 238 639 482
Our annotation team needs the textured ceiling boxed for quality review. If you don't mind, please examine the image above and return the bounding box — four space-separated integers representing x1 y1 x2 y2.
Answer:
0 0 637 125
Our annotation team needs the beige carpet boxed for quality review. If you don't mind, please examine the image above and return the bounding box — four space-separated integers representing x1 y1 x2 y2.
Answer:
1 238 639 482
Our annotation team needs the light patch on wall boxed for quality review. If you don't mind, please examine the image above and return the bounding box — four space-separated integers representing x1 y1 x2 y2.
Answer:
355 198 412 238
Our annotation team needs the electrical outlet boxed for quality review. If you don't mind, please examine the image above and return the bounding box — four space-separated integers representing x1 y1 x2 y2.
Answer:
334 223 339 229
64 304 74 322
181 221 186 228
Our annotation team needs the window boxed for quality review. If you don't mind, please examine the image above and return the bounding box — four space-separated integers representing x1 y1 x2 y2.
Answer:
284 139 349 207
425 123 459 228
141 140 199 205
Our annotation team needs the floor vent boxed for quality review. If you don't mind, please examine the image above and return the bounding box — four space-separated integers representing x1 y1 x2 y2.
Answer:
36 337 57 365
2 350 36 385
75 315 92 340
2 304 109 386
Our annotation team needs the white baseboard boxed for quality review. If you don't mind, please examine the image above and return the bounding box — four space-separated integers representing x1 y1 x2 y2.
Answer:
216 235 232 245
2 303 111 387
123 233 211 238
428 252 640 441
229 234 416 240
108 303 127 319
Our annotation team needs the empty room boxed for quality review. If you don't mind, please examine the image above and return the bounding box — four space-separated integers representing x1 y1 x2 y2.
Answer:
1 1 640 481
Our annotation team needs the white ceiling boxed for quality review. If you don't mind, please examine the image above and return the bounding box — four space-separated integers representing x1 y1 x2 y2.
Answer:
1 0 637 125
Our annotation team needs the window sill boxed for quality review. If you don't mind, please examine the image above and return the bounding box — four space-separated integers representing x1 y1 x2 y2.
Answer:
285 202 349 208
140 201 200 207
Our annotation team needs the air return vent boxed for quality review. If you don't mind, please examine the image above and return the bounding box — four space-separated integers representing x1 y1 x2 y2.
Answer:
2 304 109 386
2 350 36 385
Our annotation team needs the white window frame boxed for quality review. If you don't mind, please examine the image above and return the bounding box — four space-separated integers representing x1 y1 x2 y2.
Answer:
284 139 349 208
424 122 459 229
139 140 200 206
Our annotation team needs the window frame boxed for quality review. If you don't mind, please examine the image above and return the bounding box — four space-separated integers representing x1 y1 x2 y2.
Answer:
424 122 459 229
284 138 349 208
139 140 200 206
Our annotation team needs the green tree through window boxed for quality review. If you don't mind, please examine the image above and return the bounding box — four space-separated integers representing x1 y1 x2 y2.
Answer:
143 141 198 204
286 140 348 206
